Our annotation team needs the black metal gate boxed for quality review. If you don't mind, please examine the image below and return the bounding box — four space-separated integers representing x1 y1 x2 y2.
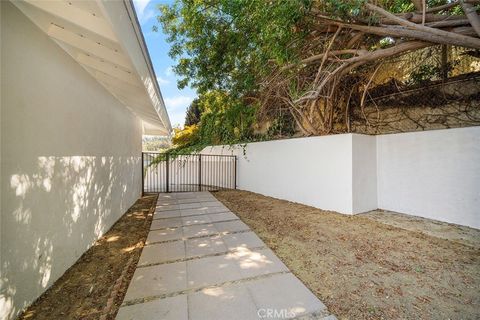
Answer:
142 152 237 193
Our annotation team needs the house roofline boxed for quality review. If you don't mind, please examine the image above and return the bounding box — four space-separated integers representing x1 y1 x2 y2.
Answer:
122 0 172 134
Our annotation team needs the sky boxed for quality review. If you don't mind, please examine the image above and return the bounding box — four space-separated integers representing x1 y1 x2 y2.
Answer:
133 0 197 128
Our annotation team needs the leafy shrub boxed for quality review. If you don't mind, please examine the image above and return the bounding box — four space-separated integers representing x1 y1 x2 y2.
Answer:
172 124 199 148
197 91 256 146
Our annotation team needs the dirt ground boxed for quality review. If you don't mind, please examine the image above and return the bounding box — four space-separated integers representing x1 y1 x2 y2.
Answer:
213 190 480 320
18 194 157 320
362 210 480 249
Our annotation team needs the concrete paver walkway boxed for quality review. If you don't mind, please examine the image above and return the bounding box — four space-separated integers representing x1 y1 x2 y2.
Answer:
116 192 336 320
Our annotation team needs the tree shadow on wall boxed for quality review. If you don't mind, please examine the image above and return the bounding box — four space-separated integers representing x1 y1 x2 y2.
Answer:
1 155 141 320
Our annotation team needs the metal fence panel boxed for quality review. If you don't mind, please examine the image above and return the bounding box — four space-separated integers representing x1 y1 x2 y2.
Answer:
142 153 237 193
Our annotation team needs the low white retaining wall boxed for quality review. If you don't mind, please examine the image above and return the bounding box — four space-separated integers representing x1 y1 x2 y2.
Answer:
202 134 373 214
202 126 480 229
377 126 480 229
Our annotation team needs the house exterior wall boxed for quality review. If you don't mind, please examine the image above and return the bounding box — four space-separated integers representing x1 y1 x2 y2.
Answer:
1 3 142 319
376 126 480 229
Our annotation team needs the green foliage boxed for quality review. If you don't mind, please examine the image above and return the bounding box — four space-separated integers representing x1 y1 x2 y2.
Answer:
184 99 202 126
323 0 367 19
266 113 296 138
172 124 200 147
156 0 311 96
149 125 200 166
162 90 256 154
197 91 256 145
408 64 439 84
407 60 457 85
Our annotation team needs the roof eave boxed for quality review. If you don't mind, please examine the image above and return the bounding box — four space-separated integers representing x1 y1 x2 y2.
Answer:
98 0 172 135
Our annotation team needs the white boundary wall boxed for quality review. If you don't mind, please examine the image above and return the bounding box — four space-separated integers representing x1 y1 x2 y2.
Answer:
377 126 480 229
203 134 363 214
202 127 480 229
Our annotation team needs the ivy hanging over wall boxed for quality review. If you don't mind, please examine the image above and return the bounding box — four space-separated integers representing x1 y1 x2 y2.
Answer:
168 91 257 154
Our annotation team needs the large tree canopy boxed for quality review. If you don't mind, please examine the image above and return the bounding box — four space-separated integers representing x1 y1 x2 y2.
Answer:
157 0 480 140
157 0 311 96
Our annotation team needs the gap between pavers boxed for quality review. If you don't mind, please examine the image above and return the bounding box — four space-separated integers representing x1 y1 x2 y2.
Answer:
116 192 336 320
117 272 333 320
138 232 267 267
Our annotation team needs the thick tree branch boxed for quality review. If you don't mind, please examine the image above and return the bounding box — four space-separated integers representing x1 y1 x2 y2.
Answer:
365 3 480 49
386 13 467 24
426 19 470 28
281 49 364 71
341 41 431 65
460 0 480 36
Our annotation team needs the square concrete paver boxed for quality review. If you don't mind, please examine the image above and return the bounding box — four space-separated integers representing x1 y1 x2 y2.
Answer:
156 198 174 203
138 241 186 266
197 197 217 202
157 194 176 200
199 201 223 207
188 285 259 320
207 206 230 214
153 210 181 219
214 220 250 233
187 254 243 288
123 262 187 302
145 228 182 244
116 295 188 320
247 273 327 318
176 198 198 204
196 192 216 198
150 218 183 230
208 211 238 223
186 236 227 258
228 248 289 279
175 193 197 199
182 215 212 226
156 205 180 212
179 203 207 210
222 231 265 250
156 200 177 207
180 208 209 217
182 224 218 238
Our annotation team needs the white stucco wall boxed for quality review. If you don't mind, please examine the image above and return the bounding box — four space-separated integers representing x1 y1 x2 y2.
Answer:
352 134 377 213
202 128 479 228
1 3 142 319
202 134 357 214
377 126 480 229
